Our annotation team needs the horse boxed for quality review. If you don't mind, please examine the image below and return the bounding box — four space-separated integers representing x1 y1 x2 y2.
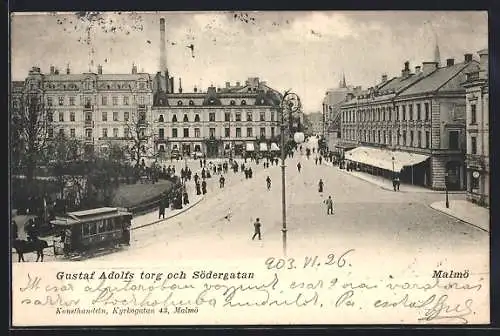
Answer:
12 238 49 262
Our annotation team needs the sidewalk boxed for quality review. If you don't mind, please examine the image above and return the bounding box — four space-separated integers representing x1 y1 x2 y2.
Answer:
430 200 489 232
327 163 464 194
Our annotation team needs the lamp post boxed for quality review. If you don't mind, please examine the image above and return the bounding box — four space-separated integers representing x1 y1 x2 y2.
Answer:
278 90 301 256
445 172 449 208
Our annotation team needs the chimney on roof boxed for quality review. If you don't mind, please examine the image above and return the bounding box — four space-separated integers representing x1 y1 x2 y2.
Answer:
97 64 103 74
225 81 230 89
236 81 240 87
54 68 59 75
402 61 411 78
446 58 455 67
50 65 55 74
381 74 388 83
415 66 421 74
178 78 182 93
132 63 137 74
66 64 70 74
194 86 198 93
464 53 473 63
217 88 221 92
422 61 438 75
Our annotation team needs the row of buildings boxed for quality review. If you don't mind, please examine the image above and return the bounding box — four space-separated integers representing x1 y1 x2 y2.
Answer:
321 49 489 206
11 18 285 162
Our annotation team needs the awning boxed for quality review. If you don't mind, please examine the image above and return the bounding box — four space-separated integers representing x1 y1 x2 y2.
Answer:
246 143 255 151
259 143 268 151
270 143 280 151
345 146 429 172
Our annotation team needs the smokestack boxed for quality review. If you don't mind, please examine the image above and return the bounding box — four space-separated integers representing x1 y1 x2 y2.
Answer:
156 72 163 93
179 78 182 93
160 18 167 71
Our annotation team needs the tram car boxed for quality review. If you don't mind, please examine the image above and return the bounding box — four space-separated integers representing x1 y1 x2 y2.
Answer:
50 207 132 257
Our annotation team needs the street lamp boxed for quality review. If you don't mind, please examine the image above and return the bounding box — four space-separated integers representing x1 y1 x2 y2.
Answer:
445 172 449 208
279 90 302 257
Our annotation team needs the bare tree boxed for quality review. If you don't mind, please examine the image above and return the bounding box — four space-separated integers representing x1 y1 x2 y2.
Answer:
124 110 153 168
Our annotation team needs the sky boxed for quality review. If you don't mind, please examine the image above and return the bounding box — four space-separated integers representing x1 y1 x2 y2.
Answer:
10 11 488 113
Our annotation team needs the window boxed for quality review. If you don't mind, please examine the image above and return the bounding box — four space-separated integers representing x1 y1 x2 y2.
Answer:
59 112 64 122
194 128 200 138
471 105 477 124
194 114 200 122
124 112 129 121
159 128 164 139
209 113 216 122
260 112 265 121
236 127 241 137
247 112 252 121
70 111 75 122
424 103 430 121
102 111 107 121
70 128 75 138
225 128 230 137
124 127 130 138
85 129 92 138
417 131 422 147
449 130 459 150
172 115 177 122
377 110 381 121
57 129 64 138
271 112 275 122
377 130 381 143
403 130 407 146
98 221 105 233
471 175 480 190
139 96 145 105
189 100 194 106
388 107 392 121
271 127 275 138
47 97 53 106
59 96 64 106
241 100 247 105
416 104 421 120
48 128 54 138
247 127 253 137
402 105 406 120
113 128 118 137
395 106 399 120
410 130 414 146
172 128 178 137
388 131 392 145
183 128 189 138
382 108 386 121
183 114 189 122
112 97 118 105
372 130 376 142
225 112 230 122
123 96 129 105
102 96 107 105
139 128 146 138
177 100 183 106
409 104 413 120
139 111 146 121
47 112 53 122
209 128 216 137
260 127 266 137
230 100 236 106
425 131 430 148
158 115 164 122
113 111 119 121
69 97 75 106
383 131 386 144
235 113 241 122
471 136 477 154
139 82 146 90
102 128 108 138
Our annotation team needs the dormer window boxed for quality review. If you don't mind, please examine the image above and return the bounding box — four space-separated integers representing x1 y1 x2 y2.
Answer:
189 100 195 106
172 114 178 122
248 88 252 92
230 100 236 105
159 115 164 122
241 100 247 105
194 114 200 122
177 100 183 106
183 114 189 122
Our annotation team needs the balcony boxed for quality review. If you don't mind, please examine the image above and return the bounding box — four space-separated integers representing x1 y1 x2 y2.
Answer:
138 104 146 109
83 104 93 111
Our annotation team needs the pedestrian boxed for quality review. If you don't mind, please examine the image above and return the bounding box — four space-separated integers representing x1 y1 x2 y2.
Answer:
318 179 324 193
266 176 271 190
203 159 207 167
194 173 199 184
158 197 166 219
202 179 207 195
319 156 322 164
325 195 334 215
315 157 318 165
219 175 225 188
200 159 203 168
183 189 189 205
394 175 400 191
248 168 253 178
201 168 206 179
297 162 302 173
196 181 201 195
252 218 262 240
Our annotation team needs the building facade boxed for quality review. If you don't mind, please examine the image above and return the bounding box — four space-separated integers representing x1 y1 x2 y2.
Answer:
339 54 479 190
463 49 489 206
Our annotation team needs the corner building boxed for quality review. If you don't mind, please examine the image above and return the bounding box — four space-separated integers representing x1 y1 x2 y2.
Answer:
340 54 479 190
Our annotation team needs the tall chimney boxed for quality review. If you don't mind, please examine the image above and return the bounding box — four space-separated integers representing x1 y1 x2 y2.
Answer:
160 18 167 71
194 86 198 93
446 58 455 67
97 64 103 75
165 70 170 93
402 61 410 78
50 65 55 74
179 78 182 93
169 77 174 94
464 53 473 63
132 63 137 74
66 64 70 74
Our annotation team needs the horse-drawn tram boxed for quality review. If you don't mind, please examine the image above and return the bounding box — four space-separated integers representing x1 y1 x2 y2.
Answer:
51 207 132 260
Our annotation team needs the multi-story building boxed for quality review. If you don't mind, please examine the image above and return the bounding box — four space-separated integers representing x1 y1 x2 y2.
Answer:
463 48 489 206
304 112 324 136
340 53 480 190
11 64 154 156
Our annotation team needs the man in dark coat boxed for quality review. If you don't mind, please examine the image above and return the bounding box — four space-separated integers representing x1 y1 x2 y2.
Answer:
252 218 262 240
202 179 207 195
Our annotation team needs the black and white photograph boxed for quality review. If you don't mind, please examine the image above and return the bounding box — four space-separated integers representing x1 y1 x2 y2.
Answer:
10 11 489 326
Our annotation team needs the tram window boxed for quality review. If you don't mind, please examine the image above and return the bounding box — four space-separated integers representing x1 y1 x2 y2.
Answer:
114 219 122 230
106 219 114 231
98 221 106 233
83 223 90 236
89 223 97 235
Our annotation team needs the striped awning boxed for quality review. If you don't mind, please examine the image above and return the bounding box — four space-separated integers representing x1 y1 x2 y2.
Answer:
259 143 268 151
345 147 429 172
270 143 280 151
246 142 255 151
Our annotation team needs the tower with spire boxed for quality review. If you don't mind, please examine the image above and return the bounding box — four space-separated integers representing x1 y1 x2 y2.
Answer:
339 72 347 89
434 41 441 66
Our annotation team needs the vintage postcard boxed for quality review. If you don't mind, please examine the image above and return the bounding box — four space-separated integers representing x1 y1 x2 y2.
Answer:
10 11 489 326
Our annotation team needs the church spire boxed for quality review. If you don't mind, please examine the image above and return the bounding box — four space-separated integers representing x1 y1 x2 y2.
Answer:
339 72 347 88
434 41 441 65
